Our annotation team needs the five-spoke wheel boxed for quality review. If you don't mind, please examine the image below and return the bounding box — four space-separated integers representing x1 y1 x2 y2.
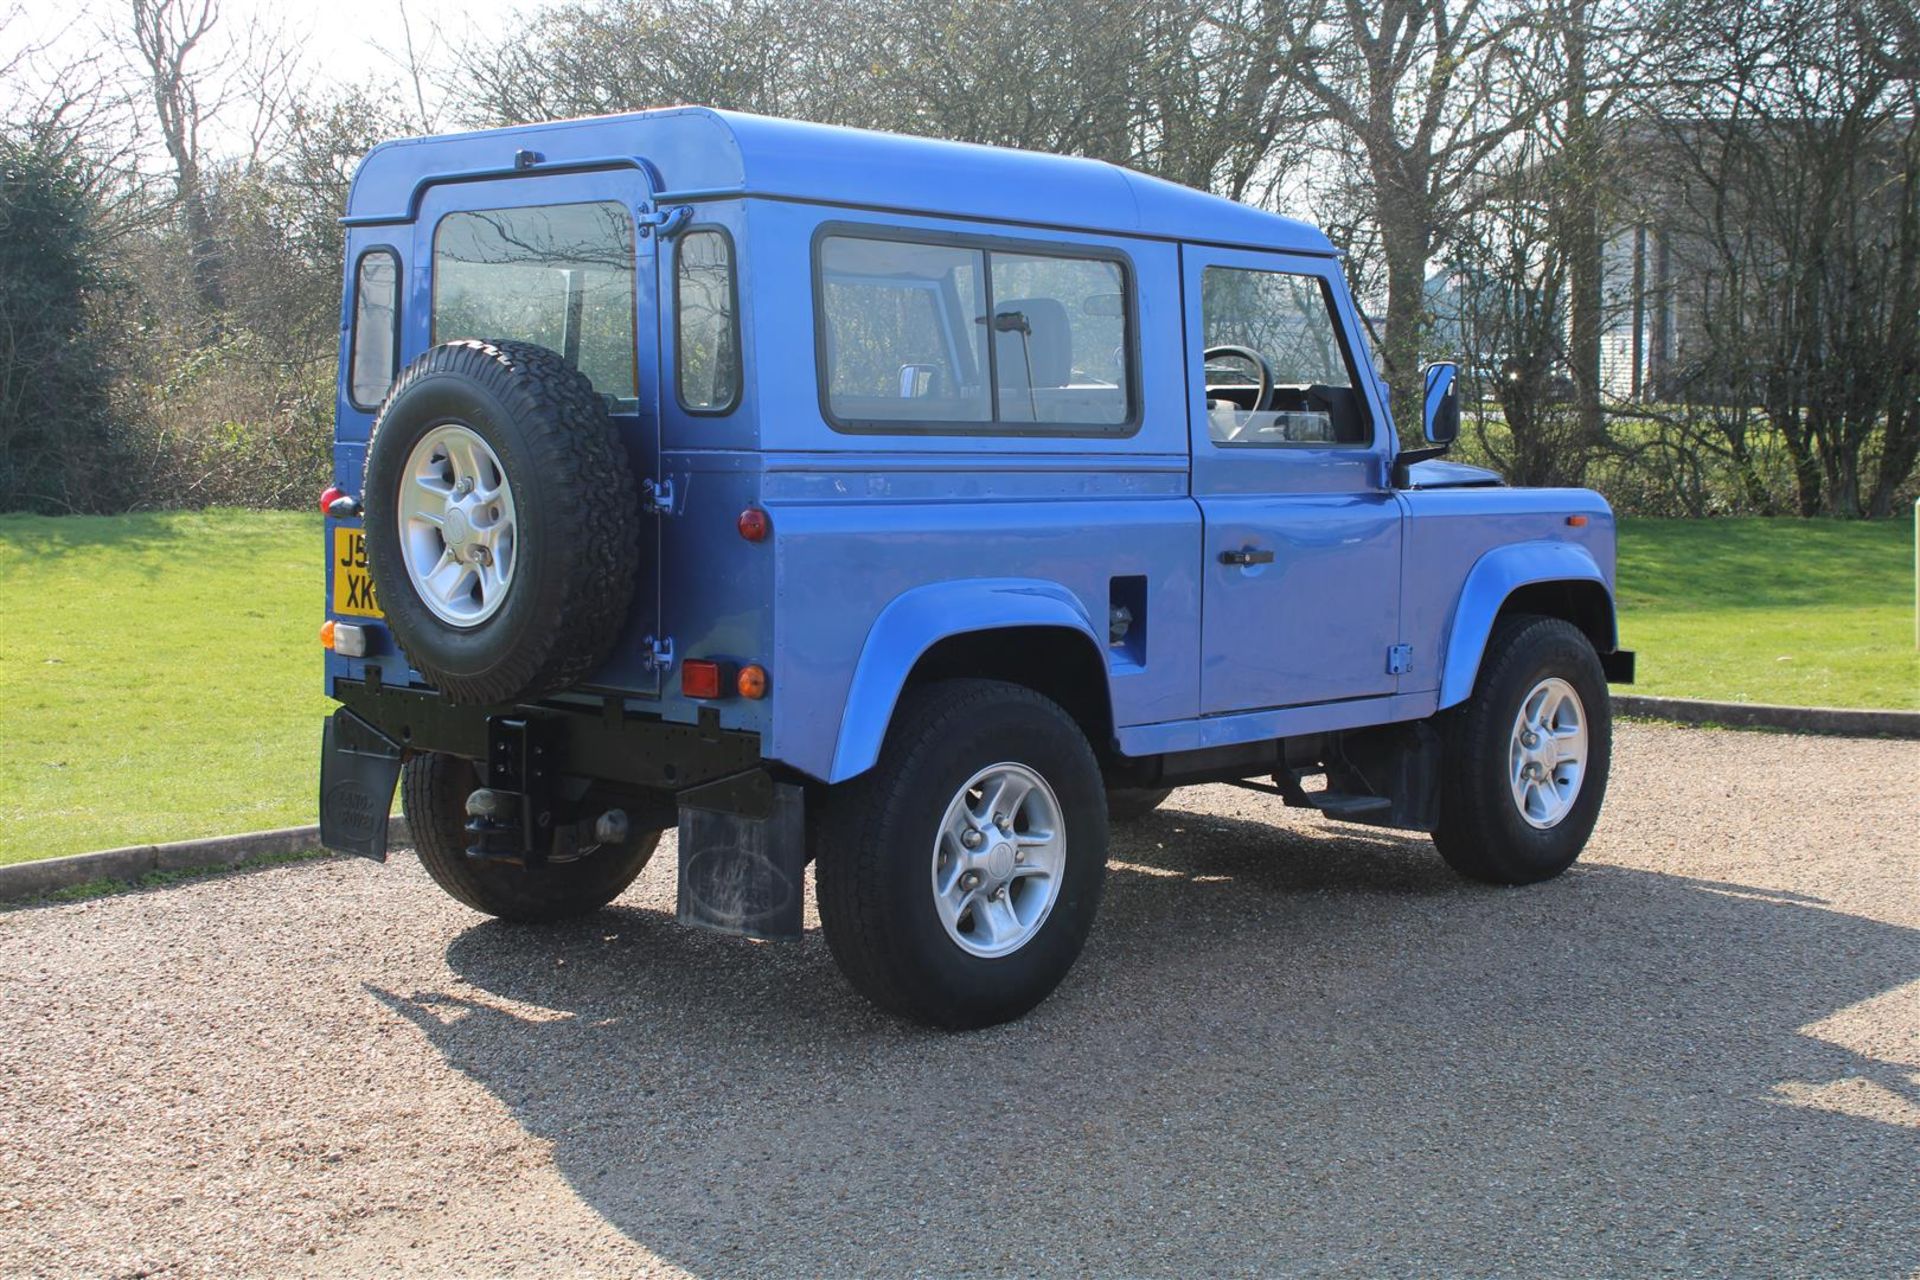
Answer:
932 763 1067 958
398 424 518 627
1434 614 1611 885
1508 676 1588 829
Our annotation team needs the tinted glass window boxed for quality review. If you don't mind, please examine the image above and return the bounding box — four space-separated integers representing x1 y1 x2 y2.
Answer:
1201 267 1365 446
433 202 637 403
821 237 990 424
349 250 398 408
676 229 739 412
818 232 1133 431
989 253 1128 425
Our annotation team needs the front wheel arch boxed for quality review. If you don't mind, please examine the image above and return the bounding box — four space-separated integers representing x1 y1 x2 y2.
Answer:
1438 542 1617 711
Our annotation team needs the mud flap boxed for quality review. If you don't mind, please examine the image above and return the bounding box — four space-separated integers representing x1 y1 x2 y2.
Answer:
319 709 403 860
676 770 806 940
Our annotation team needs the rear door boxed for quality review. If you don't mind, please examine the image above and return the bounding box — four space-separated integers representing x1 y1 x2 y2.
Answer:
1182 246 1403 715
413 170 665 692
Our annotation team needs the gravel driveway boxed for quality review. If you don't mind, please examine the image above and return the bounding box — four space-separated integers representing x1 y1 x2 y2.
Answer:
2 722 1916 1278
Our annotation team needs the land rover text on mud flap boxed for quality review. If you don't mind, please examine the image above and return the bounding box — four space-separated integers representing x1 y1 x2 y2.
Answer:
317 108 1635 1029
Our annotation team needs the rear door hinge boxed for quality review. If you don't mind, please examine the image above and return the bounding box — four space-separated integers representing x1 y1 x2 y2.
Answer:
643 635 675 672
1387 643 1413 676
641 476 678 515
635 204 692 239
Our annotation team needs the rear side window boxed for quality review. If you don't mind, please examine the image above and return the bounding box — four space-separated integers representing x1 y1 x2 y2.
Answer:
349 249 399 409
816 230 1134 432
432 202 638 404
676 228 740 413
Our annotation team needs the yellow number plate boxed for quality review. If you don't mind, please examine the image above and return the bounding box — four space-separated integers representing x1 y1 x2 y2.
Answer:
332 527 383 618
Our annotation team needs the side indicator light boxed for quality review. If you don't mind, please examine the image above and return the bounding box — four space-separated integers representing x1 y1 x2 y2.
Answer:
320 620 337 650
682 659 725 700
737 507 770 542
1566 515 1589 527
737 664 769 700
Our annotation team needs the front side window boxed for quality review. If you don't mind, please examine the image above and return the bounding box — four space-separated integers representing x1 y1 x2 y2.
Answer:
676 228 740 412
818 231 1133 431
1201 267 1367 446
349 249 399 409
433 202 638 404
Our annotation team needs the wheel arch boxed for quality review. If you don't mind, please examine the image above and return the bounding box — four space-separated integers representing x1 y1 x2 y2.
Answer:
826 579 1114 784
1437 541 1617 711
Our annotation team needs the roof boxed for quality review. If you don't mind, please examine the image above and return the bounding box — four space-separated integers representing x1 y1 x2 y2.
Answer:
346 107 1335 255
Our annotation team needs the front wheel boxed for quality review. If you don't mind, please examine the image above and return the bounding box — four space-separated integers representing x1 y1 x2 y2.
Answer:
401 751 661 921
1432 615 1612 885
814 679 1109 1029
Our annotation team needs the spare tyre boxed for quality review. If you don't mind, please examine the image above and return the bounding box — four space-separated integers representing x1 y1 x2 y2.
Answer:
362 338 639 705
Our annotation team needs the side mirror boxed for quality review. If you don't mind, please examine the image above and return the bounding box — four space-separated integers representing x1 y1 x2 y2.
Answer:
1422 361 1461 445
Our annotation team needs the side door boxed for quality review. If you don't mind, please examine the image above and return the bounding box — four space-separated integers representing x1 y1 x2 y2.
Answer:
412 170 665 693
1183 245 1403 715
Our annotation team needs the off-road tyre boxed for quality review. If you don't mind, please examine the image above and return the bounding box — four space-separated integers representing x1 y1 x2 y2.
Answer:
401 751 659 922
1107 786 1174 823
813 679 1109 1029
362 339 638 705
1432 614 1611 885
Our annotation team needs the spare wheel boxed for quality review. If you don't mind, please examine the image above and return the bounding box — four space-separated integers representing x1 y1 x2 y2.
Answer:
361 338 640 705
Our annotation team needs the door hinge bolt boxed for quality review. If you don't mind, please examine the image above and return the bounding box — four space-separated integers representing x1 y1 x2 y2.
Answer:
642 477 677 515
1387 643 1413 675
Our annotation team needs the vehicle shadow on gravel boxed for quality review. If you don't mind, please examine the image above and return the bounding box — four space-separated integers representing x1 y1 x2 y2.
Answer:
373 805 1920 1277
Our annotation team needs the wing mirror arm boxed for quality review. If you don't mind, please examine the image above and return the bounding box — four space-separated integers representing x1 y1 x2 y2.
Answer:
1392 361 1460 488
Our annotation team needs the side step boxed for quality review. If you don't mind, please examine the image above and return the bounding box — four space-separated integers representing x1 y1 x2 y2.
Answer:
1306 791 1393 820
1229 773 1392 822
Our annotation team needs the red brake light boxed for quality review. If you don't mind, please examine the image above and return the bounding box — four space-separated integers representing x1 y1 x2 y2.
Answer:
682 659 724 700
737 507 770 542
320 485 346 515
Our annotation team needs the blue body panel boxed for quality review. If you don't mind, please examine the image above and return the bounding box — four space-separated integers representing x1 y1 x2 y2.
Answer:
326 107 1625 785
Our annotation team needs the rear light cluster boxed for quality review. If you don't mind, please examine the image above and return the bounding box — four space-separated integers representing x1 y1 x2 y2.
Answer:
679 507 773 699
319 620 370 657
682 660 769 701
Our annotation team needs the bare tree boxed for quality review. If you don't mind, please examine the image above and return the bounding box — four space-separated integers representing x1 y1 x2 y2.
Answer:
128 0 224 321
1656 0 1919 517
1270 0 1561 421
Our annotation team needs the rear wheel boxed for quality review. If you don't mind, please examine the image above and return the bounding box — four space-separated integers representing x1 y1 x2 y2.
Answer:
401 751 660 922
1432 615 1611 884
814 680 1108 1029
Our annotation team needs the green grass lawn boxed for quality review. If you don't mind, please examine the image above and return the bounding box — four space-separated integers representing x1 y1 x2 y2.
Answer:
0 511 331 865
0 509 1914 865
1616 517 1919 710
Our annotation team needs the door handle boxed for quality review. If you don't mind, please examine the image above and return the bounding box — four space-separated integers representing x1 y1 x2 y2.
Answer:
1220 547 1275 566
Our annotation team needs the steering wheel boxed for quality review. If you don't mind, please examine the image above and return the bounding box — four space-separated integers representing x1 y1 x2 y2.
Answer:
1203 344 1274 412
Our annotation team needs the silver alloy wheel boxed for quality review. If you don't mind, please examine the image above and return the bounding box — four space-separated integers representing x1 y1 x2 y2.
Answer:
931 762 1067 959
1508 676 1589 829
397 423 518 627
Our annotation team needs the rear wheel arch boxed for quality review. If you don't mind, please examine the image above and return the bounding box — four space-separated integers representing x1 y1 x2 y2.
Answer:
904 626 1114 757
825 579 1116 783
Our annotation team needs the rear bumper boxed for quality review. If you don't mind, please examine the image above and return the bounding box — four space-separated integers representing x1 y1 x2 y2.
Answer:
330 679 764 791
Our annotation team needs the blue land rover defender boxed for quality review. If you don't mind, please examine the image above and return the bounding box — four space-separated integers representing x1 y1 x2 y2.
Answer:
318 108 1634 1028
